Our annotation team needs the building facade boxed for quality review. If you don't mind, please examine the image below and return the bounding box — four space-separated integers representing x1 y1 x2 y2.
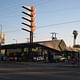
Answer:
0 42 60 62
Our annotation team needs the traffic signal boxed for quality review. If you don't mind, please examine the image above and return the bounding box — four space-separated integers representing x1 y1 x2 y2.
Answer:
22 6 36 32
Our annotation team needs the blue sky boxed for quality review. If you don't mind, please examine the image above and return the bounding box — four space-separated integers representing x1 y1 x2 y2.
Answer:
0 0 80 46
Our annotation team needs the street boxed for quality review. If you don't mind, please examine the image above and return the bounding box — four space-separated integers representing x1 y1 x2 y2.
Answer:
0 62 80 80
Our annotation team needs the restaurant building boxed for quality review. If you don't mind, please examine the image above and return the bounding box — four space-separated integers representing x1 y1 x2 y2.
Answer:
0 39 65 62
0 39 80 63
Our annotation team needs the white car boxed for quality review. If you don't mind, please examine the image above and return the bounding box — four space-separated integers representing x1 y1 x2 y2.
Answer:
33 56 44 61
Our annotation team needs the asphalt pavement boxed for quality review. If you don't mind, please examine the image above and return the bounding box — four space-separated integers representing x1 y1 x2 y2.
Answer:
0 62 80 80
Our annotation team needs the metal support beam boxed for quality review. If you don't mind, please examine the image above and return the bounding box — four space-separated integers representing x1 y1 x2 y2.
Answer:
30 31 33 43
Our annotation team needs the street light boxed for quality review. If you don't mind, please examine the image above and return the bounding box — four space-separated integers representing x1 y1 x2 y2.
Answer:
73 30 78 46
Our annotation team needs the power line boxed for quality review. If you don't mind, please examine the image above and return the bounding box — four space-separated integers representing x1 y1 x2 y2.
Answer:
37 20 80 28
2 19 80 33
4 29 21 33
32 0 49 7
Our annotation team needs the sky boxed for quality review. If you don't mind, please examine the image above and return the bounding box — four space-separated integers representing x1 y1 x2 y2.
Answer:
0 0 80 46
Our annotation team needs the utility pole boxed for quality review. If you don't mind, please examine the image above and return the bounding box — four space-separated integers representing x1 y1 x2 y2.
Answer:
0 24 3 55
0 24 2 54
0 24 5 44
0 24 2 45
0 24 2 33
51 32 58 40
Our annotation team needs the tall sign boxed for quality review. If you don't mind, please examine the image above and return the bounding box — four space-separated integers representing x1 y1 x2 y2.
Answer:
22 5 36 43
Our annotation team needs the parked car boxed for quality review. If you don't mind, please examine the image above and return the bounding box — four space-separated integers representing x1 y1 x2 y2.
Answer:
33 56 44 62
53 55 66 62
